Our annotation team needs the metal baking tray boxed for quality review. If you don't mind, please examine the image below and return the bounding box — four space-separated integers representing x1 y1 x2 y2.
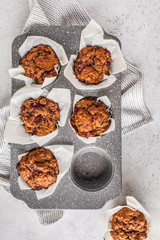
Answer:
10 25 121 209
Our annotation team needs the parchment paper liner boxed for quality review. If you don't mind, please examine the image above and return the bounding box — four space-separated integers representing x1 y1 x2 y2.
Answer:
18 145 74 200
4 86 71 146
9 36 68 88
64 19 126 90
69 94 115 144
104 196 160 240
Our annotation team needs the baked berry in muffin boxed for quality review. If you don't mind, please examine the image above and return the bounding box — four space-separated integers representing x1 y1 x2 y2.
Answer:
70 97 111 138
17 148 59 190
21 96 60 136
74 46 112 85
21 45 59 84
110 207 148 240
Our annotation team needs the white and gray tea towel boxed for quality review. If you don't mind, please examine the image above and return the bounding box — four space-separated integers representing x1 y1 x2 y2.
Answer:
0 0 152 225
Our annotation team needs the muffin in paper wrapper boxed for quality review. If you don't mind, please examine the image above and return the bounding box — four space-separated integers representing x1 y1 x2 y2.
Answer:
70 94 115 144
4 85 71 146
104 196 160 240
18 145 74 200
64 19 126 90
9 36 68 88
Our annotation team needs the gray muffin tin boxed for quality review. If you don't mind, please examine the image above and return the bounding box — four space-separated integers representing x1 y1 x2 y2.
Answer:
10 25 122 209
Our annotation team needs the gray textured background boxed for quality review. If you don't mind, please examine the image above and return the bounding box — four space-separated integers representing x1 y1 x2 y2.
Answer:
0 0 160 239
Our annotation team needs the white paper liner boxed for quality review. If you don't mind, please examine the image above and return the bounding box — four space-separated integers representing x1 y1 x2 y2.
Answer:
4 86 71 146
9 36 68 88
69 94 115 144
17 145 74 200
64 19 126 90
104 196 160 240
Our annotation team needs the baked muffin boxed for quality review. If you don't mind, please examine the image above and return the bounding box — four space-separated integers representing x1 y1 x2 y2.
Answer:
70 97 111 138
17 148 59 190
74 46 112 85
110 207 148 240
21 45 59 84
21 96 60 136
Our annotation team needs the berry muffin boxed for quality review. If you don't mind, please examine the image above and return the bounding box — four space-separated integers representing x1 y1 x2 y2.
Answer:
70 97 111 138
21 45 59 84
21 96 60 136
110 207 148 240
17 148 59 190
74 46 112 85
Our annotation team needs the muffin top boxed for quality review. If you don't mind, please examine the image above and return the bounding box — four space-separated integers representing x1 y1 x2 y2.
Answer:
21 96 60 136
74 46 112 85
21 44 59 84
17 148 59 190
70 97 111 138
110 207 148 240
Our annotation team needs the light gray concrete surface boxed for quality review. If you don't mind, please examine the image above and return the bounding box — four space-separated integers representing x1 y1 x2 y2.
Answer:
0 0 160 239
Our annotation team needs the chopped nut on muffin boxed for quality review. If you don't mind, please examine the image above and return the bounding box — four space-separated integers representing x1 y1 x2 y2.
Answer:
70 97 111 138
74 46 112 85
21 96 60 136
17 148 59 190
110 207 148 240
21 44 59 84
